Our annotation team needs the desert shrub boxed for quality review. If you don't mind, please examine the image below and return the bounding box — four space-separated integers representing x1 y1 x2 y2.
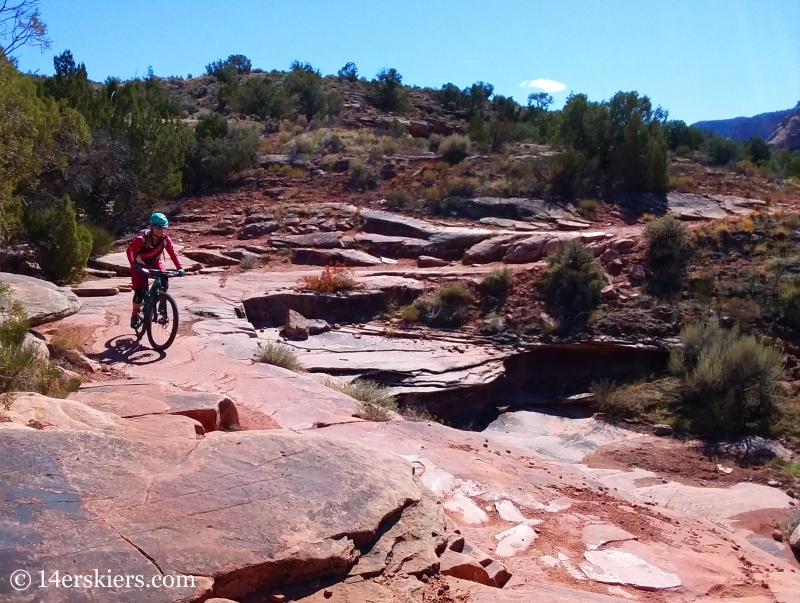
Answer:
778 276 800 333
735 160 757 177
413 282 474 328
347 161 378 191
24 196 92 282
185 120 262 188
668 176 695 193
389 119 406 139
481 267 512 297
547 149 595 200
538 239 604 324
323 376 397 422
644 215 690 294
0 285 75 405
401 407 438 422
428 134 442 152
206 54 251 79
85 223 114 257
578 198 598 219
48 326 92 356
440 135 470 165
669 321 783 438
720 297 761 329
239 254 262 270
386 191 415 211
592 378 680 424
381 137 399 156
299 265 356 293
707 137 738 166
254 342 303 372
445 177 475 198
399 304 420 322
226 77 287 120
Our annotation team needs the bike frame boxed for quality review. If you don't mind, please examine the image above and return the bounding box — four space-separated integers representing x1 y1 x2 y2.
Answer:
139 270 180 317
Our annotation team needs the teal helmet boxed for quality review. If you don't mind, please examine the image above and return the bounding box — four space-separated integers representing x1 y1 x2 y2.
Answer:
149 212 169 228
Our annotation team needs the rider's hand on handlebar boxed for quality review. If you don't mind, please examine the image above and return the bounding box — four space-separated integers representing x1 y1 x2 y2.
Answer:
136 265 150 276
176 268 185 277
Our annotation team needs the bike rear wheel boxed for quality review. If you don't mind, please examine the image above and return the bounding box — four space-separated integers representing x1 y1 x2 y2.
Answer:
146 292 179 351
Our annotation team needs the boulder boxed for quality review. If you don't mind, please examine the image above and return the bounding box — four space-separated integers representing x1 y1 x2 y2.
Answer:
182 249 240 267
173 213 212 222
0 401 434 600
24 332 49 360
601 285 617 300
423 230 495 260
600 249 620 264
653 424 673 437
89 252 199 276
244 212 274 224
440 196 573 222
438 549 495 586
0 272 82 327
790 524 800 551
418 256 449 268
484 560 512 588
612 238 636 254
243 283 423 324
626 263 647 283
71 284 119 297
271 232 353 249
359 210 435 239
308 319 332 335
353 233 429 258
238 221 280 239
463 235 526 264
503 234 549 263
292 248 382 267
210 225 237 235
285 309 310 340
70 381 241 432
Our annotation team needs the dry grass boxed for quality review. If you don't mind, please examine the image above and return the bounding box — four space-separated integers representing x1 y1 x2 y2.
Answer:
298 265 356 293
48 326 93 356
254 342 304 372
322 376 397 422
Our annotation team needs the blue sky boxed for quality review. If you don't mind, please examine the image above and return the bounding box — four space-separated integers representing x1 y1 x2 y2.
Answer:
12 0 800 124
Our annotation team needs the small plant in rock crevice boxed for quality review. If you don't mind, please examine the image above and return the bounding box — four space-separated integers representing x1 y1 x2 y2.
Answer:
254 342 304 372
322 376 397 422
298 265 356 293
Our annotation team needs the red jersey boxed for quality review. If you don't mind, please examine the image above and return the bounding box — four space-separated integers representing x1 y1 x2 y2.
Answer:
126 229 182 269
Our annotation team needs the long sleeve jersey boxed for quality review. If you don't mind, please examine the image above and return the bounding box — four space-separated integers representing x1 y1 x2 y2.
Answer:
126 229 183 269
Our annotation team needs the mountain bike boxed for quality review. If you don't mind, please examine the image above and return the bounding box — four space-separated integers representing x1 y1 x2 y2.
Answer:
133 269 184 351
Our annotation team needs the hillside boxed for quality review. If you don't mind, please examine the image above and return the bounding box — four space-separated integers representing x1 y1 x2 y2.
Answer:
693 102 799 140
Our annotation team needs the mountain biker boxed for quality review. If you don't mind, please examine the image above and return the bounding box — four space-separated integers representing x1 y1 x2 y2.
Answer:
126 212 184 329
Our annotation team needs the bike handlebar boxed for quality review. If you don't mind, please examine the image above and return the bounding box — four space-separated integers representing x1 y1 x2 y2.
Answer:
138 268 184 277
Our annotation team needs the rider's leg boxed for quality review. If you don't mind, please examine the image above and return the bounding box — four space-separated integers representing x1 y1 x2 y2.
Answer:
157 262 169 315
131 289 146 328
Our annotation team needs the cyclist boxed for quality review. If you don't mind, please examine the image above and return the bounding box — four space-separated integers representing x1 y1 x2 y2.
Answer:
126 212 184 329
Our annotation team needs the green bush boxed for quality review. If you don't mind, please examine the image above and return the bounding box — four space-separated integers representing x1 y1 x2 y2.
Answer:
778 276 800 332
0 284 75 405
347 161 378 191
226 77 287 120
578 198 598 219
373 68 407 112
337 62 359 82
439 134 470 165
85 223 114 257
414 283 474 328
548 149 595 200
481 267 512 297
25 196 92 282
644 215 690 294
539 239 604 324
707 137 738 166
669 321 784 438
184 122 261 189
427 134 442 152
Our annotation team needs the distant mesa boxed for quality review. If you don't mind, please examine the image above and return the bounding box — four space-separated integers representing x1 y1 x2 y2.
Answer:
692 101 800 142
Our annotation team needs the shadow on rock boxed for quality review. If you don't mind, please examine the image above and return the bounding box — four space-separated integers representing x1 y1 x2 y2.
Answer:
97 335 166 366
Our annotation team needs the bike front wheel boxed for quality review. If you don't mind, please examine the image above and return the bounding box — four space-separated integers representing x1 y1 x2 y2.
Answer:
147 292 179 351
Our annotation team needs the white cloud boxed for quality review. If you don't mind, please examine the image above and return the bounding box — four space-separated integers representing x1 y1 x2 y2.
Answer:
519 78 567 93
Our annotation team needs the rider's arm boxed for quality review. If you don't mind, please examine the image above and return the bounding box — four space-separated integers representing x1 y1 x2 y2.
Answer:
127 234 145 266
163 235 183 270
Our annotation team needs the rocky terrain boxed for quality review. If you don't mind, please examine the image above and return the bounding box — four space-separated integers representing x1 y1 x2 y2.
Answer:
3 177 800 603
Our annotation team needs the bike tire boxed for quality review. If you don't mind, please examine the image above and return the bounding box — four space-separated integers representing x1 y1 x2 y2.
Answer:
146 292 179 351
